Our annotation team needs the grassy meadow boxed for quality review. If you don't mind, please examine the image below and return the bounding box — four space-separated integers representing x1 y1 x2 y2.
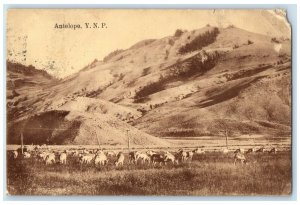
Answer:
6 150 291 196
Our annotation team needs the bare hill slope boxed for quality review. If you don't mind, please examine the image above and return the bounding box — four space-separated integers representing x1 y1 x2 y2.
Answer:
6 26 291 146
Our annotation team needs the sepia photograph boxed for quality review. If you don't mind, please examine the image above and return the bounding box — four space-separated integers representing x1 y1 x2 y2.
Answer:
5 8 292 196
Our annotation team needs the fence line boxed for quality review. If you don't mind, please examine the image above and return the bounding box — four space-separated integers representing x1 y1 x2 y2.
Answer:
6 143 291 151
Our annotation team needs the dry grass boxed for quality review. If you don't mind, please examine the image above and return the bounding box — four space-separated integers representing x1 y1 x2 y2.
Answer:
6 151 291 196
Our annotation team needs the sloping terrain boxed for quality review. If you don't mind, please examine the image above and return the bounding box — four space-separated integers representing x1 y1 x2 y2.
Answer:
6 62 57 121
6 63 169 146
6 26 291 146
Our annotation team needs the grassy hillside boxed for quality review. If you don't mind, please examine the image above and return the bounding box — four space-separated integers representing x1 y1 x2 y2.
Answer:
6 26 291 145
6 61 57 121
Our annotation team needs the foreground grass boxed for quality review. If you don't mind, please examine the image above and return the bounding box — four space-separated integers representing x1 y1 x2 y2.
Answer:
7 151 291 196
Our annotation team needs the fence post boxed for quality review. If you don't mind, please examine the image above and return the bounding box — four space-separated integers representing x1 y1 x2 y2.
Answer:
96 126 101 149
225 129 228 148
20 133 24 154
127 129 130 151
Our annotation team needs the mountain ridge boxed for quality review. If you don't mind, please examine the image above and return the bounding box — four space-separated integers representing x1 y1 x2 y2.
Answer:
6 26 291 146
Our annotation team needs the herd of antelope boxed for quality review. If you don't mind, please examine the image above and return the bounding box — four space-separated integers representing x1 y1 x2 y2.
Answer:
8 145 278 167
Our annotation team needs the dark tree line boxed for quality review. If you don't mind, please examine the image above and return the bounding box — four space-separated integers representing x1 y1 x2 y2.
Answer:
179 28 220 54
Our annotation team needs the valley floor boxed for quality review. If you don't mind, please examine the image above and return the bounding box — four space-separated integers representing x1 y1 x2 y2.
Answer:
6 133 291 151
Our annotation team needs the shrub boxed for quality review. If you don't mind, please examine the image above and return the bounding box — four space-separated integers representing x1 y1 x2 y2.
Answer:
135 81 164 99
85 88 103 98
134 75 168 102
90 59 98 68
170 51 219 78
271 37 280 43
174 29 184 37
103 49 124 62
118 73 125 81
168 39 175 46
178 28 220 54
247 40 254 45
165 50 170 60
141 67 151 77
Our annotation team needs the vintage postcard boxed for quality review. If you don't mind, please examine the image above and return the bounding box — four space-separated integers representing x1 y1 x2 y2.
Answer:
6 9 292 196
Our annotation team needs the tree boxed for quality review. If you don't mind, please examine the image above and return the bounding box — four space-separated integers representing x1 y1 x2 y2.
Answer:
174 29 184 37
214 119 234 149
